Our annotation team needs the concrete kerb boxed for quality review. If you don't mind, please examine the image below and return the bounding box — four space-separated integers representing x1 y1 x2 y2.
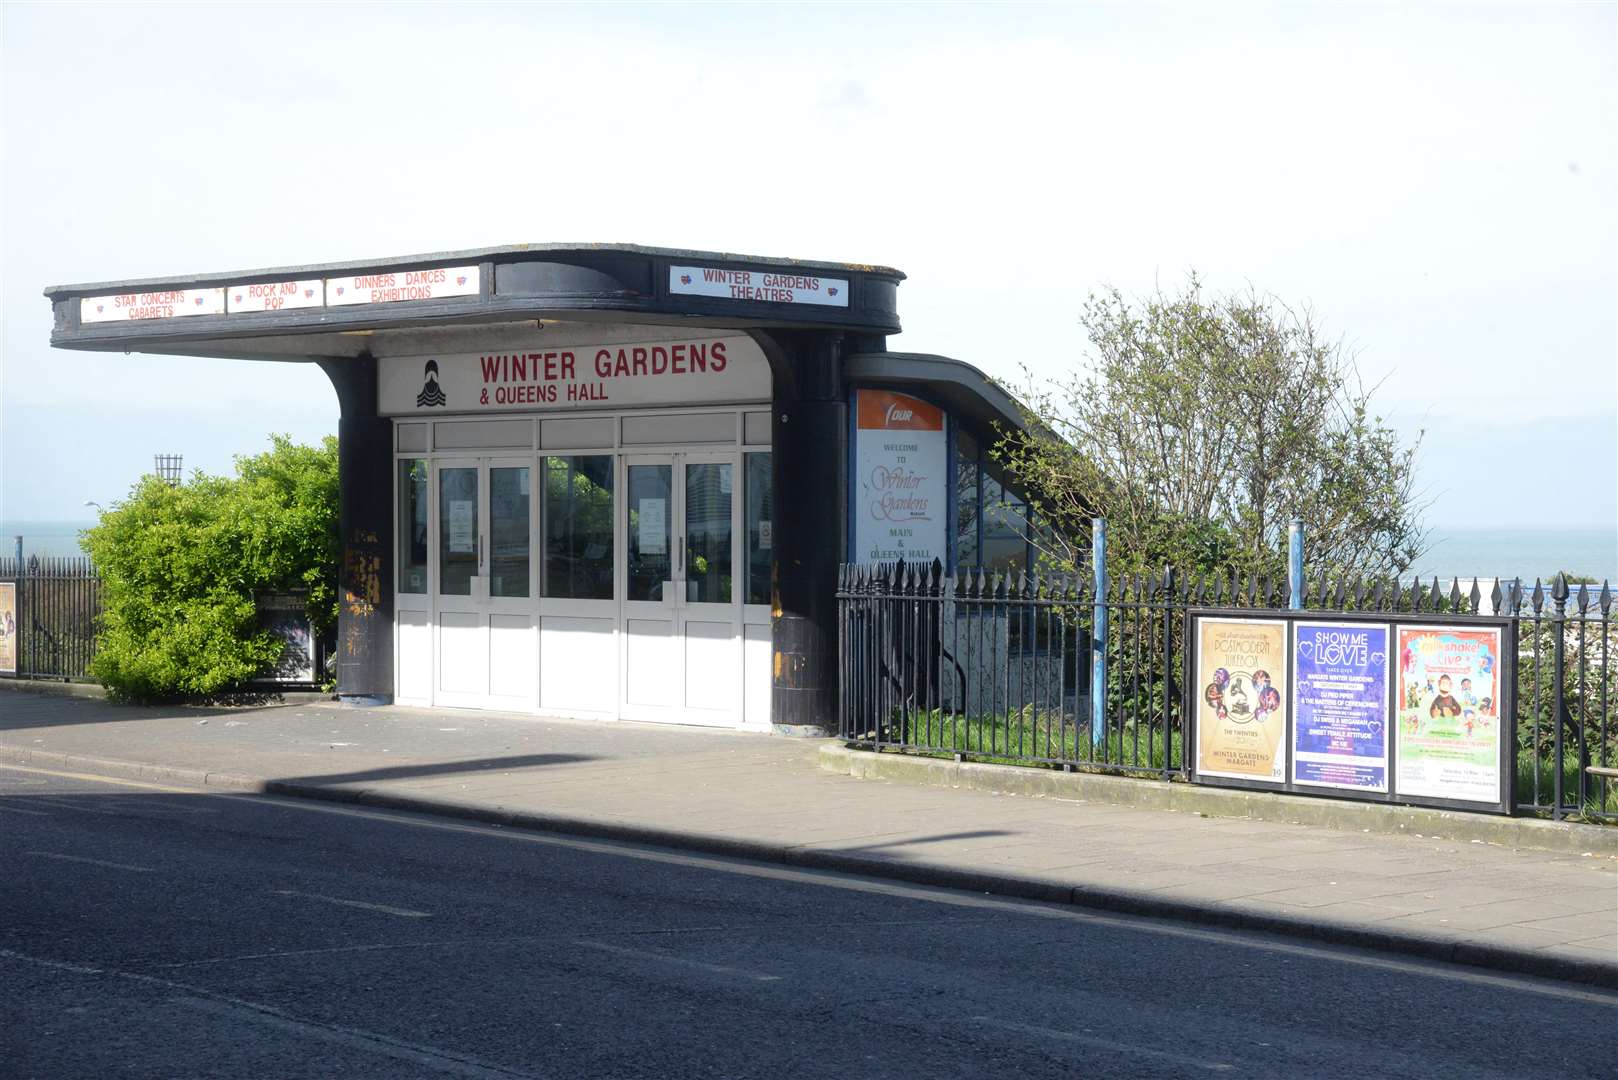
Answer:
819 744 1618 859
1 742 1614 991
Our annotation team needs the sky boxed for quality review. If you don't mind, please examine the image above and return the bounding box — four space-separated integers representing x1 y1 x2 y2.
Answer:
2 2 1614 534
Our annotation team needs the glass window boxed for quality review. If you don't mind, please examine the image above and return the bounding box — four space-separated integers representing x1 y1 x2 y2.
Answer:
745 453 772 606
438 466 479 596
398 459 428 593
982 470 1027 575
543 455 614 600
955 434 979 570
684 461 732 604
489 466 530 598
627 463 672 602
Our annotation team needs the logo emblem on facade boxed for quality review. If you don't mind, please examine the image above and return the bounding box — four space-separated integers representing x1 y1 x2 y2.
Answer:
680 274 691 285
828 287 839 297
416 359 447 409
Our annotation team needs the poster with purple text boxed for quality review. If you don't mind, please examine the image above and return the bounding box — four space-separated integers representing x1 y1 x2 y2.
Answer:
1291 621 1389 792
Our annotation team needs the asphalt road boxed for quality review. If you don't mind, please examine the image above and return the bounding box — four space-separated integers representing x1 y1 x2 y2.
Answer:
2 765 1615 1080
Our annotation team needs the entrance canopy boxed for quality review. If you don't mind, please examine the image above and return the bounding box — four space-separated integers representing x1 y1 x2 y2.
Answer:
43 243 905 361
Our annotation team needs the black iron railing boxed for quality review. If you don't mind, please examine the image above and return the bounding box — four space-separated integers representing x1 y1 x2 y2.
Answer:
837 561 1617 823
0 556 101 681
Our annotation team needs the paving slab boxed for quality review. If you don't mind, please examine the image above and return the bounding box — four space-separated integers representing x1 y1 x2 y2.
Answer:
1 682 1615 988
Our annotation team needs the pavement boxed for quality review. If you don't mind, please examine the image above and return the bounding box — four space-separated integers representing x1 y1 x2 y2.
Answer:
2 683 1615 988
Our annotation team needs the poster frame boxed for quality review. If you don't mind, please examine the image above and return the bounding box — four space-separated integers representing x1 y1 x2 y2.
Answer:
1189 615 1292 789
1185 607 1515 815
0 579 16 677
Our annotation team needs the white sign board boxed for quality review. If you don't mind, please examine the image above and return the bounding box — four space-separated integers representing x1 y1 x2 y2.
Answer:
448 500 475 554
377 335 771 416
670 265 848 308
638 498 667 555
326 265 480 306
227 279 324 313
852 390 948 565
80 288 225 323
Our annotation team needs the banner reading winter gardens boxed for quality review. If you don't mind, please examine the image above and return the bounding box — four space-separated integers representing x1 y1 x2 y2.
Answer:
1191 612 1507 810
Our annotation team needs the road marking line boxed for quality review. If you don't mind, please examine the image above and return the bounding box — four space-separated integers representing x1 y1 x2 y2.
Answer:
223 793 1618 1008
273 889 432 918
0 948 540 1079
0 802 51 816
573 939 781 982
972 1016 1234 1072
26 850 156 873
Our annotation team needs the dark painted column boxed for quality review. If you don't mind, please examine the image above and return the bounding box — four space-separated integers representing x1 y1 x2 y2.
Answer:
317 355 394 705
769 332 847 733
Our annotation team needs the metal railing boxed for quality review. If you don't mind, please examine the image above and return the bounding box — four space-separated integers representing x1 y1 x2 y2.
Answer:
0 556 101 681
837 561 1617 823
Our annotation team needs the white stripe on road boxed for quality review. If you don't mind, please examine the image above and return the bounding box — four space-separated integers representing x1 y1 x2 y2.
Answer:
0 948 541 1079
973 1016 1234 1072
27 850 155 872
273 889 432 918
574 939 781 982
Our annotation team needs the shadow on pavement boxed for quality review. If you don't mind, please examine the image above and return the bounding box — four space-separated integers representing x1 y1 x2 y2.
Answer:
285 753 596 786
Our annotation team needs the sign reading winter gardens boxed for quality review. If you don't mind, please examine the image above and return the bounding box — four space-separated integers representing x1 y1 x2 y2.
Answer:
1190 611 1508 810
852 390 948 565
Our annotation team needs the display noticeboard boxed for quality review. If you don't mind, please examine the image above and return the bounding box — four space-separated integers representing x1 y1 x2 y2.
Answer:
851 389 948 566
0 581 16 676
1193 617 1290 785
1188 610 1511 813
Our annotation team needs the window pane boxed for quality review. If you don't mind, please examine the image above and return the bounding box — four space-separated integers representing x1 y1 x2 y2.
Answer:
982 470 1027 575
490 467 530 598
627 464 672 602
956 443 979 569
745 453 772 605
398 459 428 593
543 456 615 600
685 462 732 604
438 467 479 596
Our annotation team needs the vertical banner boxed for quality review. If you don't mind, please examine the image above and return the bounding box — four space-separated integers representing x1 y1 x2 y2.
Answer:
1194 617 1289 783
852 390 948 564
0 582 15 675
1292 621 1390 791
1395 626 1504 804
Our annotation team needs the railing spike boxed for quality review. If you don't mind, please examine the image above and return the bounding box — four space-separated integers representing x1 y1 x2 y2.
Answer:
1600 580 1612 616
1576 581 1591 614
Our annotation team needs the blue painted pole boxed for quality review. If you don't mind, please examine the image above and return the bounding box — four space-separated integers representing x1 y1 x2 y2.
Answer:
1091 518 1108 748
1288 517 1304 610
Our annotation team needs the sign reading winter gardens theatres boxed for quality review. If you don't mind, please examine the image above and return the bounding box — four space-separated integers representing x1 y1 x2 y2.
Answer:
1190 611 1508 810
852 390 948 565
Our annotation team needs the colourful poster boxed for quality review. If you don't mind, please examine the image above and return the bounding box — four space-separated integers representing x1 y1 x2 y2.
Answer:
1395 626 1503 804
852 390 948 565
0 582 14 675
1195 617 1289 783
1292 621 1390 792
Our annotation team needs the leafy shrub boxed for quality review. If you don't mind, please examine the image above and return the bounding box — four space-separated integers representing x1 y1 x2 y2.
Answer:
82 435 338 701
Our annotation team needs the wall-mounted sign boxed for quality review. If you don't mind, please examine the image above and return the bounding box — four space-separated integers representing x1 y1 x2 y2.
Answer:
1292 621 1390 792
227 279 324 313
80 288 225 323
669 265 849 308
0 581 16 676
326 265 479 307
1194 617 1289 784
377 335 771 415
852 390 947 565
1395 626 1503 804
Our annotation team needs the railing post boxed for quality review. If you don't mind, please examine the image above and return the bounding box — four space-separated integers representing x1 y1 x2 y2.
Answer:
1091 518 1107 749
1551 573 1568 820
1288 518 1304 611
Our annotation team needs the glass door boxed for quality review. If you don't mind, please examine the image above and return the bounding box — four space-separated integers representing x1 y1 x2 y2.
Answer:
434 457 535 709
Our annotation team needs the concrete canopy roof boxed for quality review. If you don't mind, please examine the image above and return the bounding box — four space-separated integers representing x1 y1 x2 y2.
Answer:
43 243 905 361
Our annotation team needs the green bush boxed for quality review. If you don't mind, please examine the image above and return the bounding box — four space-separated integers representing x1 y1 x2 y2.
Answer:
82 435 338 701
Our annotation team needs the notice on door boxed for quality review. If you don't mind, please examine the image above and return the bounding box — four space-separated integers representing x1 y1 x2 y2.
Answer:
638 498 666 555
1395 626 1503 804
1292 621 1390 792
448 500 475 554
1194 617 1288 784
852 390 947 566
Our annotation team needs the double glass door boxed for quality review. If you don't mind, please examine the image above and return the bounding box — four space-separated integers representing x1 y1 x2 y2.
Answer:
620 453 743 724
434 457 536 709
